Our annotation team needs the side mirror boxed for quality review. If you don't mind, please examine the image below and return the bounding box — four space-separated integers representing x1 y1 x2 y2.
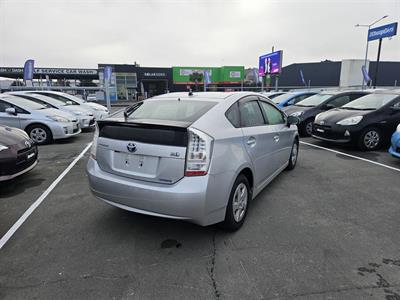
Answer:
5 107 16 115
287 115 300 126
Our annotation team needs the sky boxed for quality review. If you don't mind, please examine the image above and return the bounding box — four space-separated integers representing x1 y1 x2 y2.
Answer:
0 0 399 69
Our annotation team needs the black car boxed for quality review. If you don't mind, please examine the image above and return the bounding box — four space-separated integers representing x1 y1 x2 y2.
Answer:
283 90 370 136
0 125 38 181
312 91 400 150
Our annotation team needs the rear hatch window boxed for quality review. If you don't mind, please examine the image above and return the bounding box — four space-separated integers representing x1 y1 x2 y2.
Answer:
123 99 217 123
95 99 217 184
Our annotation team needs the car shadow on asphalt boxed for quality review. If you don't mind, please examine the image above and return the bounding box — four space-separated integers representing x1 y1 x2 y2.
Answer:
0 170 45 198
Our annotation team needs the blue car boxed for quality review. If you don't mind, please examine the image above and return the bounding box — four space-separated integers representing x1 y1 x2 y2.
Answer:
272 91 317 108
389 124 400 158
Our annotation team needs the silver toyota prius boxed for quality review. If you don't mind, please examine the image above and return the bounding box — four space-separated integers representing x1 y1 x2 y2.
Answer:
87 92 299 230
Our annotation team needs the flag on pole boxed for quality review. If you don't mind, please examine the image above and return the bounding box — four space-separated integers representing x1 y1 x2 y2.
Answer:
204 70 211 85
299 69 306 86
23 59 34 81
103 66 112 83
361 65 371 84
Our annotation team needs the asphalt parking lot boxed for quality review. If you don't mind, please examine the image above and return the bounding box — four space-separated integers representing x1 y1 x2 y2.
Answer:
1 131 400 300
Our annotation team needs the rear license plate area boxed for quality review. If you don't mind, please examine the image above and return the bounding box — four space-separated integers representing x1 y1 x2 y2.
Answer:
112 151 159 176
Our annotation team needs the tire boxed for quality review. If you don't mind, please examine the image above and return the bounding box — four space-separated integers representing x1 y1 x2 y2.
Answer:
286 140 299 170
26 124 52 145
358 127 382 151
220 175 250 231
300 119 314 137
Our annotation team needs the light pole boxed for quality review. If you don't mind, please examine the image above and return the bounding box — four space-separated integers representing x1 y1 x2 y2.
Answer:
355 15 388 89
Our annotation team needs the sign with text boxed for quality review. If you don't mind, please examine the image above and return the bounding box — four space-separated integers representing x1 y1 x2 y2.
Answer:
259 50 283 76
368 22 398 41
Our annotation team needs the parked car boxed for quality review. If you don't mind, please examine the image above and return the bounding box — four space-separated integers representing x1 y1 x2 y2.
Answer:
389 124 400 158
312 91 400 150
260 91 286 99
28 91 109 120
272 91 317 108
0 94 80 145
283 90 370 136
87 92 300 230
0 125 38 181
8 92 95 130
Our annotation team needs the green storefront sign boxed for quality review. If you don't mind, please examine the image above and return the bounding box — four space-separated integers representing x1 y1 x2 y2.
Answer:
173 66 244 84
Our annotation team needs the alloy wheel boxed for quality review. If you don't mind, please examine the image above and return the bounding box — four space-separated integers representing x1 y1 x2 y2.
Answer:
232 183 248 222
363 130 380 149
30 128 47 144
306 121 313 135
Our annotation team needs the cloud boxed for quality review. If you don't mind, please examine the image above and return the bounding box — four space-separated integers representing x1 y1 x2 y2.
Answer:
0 0 399 68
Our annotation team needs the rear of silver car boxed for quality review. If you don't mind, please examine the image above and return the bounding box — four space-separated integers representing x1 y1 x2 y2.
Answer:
86 121 222 225
87 93 298 227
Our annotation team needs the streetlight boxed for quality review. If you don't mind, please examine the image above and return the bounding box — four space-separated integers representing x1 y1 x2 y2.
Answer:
355 15 388 88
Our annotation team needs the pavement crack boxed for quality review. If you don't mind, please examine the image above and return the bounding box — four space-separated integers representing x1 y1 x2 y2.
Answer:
209 228 221 300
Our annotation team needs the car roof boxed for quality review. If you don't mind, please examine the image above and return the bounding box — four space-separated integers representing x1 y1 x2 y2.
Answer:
0 94 31 105
8 91 60 102
372 89 400 95
150 92 261 102
319 89 369 95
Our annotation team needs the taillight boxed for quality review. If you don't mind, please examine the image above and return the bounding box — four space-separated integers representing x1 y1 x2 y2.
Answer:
90 123 99 160
185 128 213 176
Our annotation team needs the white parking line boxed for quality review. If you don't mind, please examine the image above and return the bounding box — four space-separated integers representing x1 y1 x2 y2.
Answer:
300 141 400 173
0 142 92 250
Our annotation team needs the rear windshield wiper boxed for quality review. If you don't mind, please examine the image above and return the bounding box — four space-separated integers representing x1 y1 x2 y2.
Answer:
123 102 142 120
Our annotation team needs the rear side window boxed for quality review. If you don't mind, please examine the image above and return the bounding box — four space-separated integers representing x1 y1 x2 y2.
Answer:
259 101 285 125
225 103 240 128
239 101 265 127
127 100 217 123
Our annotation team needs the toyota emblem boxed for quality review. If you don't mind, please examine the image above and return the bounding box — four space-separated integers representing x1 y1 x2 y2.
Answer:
127 142 137 153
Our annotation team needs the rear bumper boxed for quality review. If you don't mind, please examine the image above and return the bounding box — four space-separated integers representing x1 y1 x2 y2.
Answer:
86 158 231 226
389 132 400 158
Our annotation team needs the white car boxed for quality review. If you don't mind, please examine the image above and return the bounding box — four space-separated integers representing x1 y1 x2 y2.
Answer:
0 94 80 145
8 92 95 129
28 91 109 120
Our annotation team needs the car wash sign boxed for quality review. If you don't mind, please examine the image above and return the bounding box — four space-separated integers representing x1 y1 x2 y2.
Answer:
368 22 398 41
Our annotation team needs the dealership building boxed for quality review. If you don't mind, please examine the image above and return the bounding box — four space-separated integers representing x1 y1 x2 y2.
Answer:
0 64 246 100
1 60 399 100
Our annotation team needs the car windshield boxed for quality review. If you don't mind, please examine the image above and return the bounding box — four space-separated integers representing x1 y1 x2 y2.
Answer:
40 93 81 105
342 93 399 110
126 100 217 122
3 95 47 110
273 93 294 104
295 94 332 107
20 94 67 107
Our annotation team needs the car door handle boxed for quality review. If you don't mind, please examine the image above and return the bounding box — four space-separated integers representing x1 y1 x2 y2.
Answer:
273 135 280 143
247 136 256 147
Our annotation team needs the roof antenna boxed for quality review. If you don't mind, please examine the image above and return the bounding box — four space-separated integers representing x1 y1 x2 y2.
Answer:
188 89 193 96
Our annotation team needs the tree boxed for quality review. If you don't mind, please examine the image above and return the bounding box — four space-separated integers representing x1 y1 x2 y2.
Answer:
189 72 204 91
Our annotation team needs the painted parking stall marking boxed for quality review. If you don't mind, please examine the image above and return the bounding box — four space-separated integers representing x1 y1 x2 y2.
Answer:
0 142 92 250
301 141 400 173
